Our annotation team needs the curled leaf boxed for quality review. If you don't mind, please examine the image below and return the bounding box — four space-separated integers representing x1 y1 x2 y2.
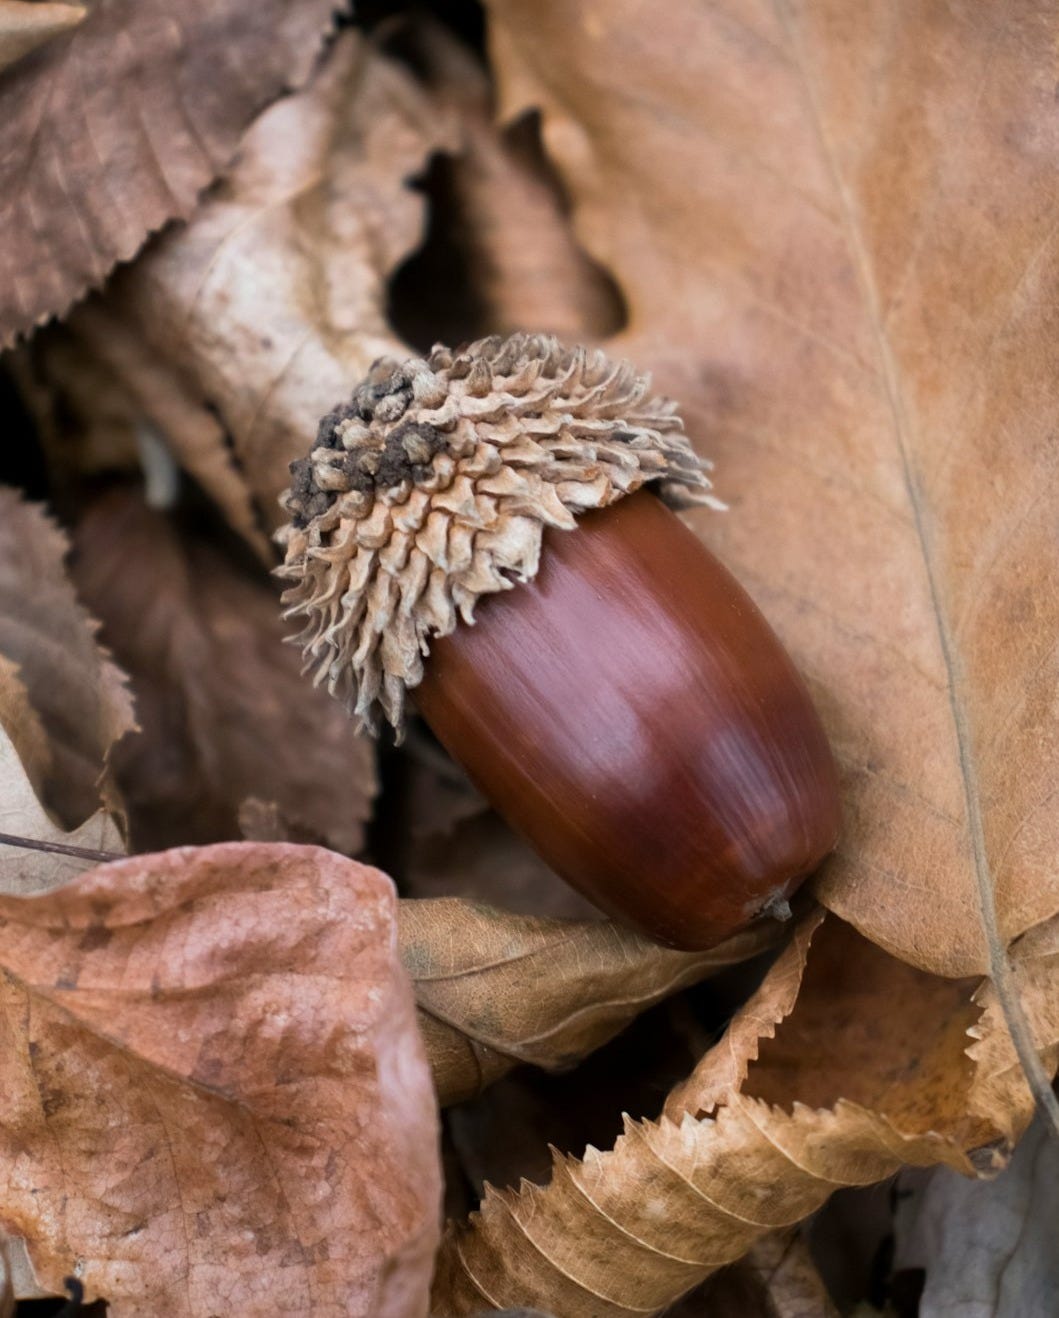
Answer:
401 898 782 1107
58 30 457 545
431 916 1059 1315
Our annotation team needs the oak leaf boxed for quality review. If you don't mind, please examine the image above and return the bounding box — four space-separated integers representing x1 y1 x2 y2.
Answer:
0 842 441 1316
485 0 1059 980
69 486 376 855
0 0 342 347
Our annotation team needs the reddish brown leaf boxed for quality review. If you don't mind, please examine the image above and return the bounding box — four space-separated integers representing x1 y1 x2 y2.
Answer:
0 842 441 1315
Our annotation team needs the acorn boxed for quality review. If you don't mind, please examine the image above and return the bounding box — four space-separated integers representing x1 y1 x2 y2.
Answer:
278 334 840 949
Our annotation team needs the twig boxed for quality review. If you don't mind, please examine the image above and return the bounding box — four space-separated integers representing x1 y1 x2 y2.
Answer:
0 832 122 865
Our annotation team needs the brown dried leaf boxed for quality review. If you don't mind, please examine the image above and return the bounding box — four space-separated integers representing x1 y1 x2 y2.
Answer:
402 898 782 1107
0 0 341 347
64 31 457 543
0 490 134 828
0 1 82 76
486 0 1059 980
69 486 376 855
0 842 441 1315
664 910 824 1120
389 20 623 347
405 809 600 921
430 917 1059 1315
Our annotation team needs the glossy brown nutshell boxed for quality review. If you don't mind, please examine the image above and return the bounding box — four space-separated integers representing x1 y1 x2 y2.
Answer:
279 335 840 949
416 490 840 948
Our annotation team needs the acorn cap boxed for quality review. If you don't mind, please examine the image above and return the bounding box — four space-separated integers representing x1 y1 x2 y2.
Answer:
278 333 719 735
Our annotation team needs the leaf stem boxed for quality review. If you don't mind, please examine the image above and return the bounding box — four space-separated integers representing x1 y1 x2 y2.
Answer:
0 831 122 865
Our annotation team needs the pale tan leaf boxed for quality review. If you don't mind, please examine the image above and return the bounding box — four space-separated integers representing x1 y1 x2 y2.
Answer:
0 1236 45 1304
69 486 376 855
402 898 782 1107
0 490 135 827
64 30 457 542
431 917 1059 1316
0 0 342 347
0 722 123 893
485 0 1059 982
0 842 441 1315
0 0 82 76
0 656 49 801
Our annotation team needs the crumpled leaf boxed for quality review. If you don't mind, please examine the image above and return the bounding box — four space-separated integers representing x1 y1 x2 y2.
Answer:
69 486 375 854
893 1108 1059 1317
430 915 1059 1316
0 1 82 76
0 0 343 347
664 910 824 1120
0 842 441 1316
53 30 457 546
485 0 1059 979
0 490 134 828
402 898 781 1107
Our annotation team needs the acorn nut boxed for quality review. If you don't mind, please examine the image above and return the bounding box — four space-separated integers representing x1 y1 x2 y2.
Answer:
278 333 840 949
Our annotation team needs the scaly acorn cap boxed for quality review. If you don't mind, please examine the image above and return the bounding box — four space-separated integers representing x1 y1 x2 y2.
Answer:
277 333 720 736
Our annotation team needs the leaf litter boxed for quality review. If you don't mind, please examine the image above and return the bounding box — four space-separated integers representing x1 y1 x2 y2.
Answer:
0 1 1056 1313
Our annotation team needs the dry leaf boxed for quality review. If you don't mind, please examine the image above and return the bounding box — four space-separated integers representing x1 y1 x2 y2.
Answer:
0 656 49 799
0 490 134 827
405 809 601 920
893 1109 1059 1316
0 1 82 76
69 486 376 854
675 1232 838 1318
0 694 122 894
387 19 623 348
402 898 781 1108
0 842 441 1315
0 0 342 347
430 916 1059 1315
485 0 1059 980
56 30 457 545
664 910 824 1120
